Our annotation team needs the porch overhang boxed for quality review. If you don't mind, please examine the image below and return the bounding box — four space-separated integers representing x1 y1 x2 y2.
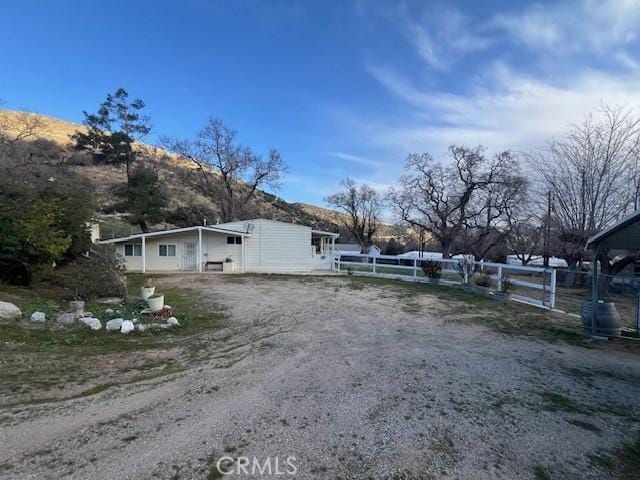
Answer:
97 225 250 244
98 225 250 274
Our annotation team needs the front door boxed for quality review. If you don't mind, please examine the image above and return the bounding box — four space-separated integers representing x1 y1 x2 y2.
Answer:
182 241 197 271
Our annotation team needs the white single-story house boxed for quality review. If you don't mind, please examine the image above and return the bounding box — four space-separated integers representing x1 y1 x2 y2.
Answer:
98 219 339 273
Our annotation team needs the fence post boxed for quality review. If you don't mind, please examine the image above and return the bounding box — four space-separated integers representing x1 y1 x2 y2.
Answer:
549 268 556 309
497 265 502 291
372 256 376 274
337 254 341 272
413 258 417 278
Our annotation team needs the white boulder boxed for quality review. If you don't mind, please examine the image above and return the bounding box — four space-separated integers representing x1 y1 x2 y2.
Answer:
80 317 102 330
30 311 46 323
167 317 180 326
137 324 146 332
0 301 22 322
104 308 115 315
120 320 135 334
106 318 123 331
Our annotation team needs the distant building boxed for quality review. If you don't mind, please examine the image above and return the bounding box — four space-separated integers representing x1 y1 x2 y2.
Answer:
397 251 469 260
334 244 382 256
506 255 568 268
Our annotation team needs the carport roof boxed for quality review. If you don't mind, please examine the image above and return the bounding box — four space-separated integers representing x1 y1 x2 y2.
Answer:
586 209 640 250
98 225 250 244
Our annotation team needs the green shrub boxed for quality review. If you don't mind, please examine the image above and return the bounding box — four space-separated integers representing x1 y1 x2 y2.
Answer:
50 245 126 300
421 260 442 278
474 272 492 287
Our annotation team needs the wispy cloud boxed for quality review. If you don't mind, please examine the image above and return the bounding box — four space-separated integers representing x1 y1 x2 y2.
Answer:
348 0 640 164
324 151 384 168
358 64 640 157
402 7 493 70
491 0 640 58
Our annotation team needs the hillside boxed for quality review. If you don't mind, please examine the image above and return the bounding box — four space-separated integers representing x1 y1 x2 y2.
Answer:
0 110 346 237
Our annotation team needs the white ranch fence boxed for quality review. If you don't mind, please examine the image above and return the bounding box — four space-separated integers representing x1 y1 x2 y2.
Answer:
333 253 557 310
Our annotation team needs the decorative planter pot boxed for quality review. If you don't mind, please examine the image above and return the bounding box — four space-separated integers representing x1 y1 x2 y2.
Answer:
223 262 235 273
140 287 156 300
581 300 621 337
69 300 85 314
493 291 513 302
147 295 165 312
472 285 491 296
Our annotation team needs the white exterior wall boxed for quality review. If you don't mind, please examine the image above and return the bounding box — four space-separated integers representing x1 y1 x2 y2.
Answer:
115 243 143 271
217 219 313 273
202 231 243 264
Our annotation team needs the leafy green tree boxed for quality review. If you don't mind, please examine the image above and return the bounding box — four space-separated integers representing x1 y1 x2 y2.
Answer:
0 161 95 284
165 202 218 228
0 198 71 284
113 166 168 232
71 88 150 183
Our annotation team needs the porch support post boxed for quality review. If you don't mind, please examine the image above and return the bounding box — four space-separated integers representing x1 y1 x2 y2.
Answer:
141 236 146 273
198 228 202 273
241 237 246 273
591 245 600 336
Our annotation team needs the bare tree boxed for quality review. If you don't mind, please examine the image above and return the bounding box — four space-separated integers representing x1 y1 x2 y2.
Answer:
163 118 287 222
326 178 383 252
388 145 521 259
530 105 640 278
460 151 528 260
506 214 543 265
0 109 43 149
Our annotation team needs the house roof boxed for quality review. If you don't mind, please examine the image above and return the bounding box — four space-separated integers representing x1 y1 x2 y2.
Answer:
311 229 340 238
98 225 250 244
586 209 640 250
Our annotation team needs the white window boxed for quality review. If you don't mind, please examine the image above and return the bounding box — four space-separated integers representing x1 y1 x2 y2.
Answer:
124 244 142 256
226 236 242 245
159 244 176 257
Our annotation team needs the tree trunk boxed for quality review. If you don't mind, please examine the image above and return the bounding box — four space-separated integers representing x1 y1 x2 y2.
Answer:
563 259 578 287
441 241 451 259
139 219 149 233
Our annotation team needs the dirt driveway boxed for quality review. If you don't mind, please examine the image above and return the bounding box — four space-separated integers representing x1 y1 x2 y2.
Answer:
1 274 639 479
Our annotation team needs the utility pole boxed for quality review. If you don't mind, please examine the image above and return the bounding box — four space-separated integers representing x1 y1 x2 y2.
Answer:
543 191 552 268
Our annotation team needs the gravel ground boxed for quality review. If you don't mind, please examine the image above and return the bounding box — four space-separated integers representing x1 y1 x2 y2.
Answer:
1 274 639 479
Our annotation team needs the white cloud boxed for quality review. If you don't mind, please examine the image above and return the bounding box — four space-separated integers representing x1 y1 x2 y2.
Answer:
324 151 384 168
492 0 640 56
353 0 640 162
356 63 640 158
388 6 493 70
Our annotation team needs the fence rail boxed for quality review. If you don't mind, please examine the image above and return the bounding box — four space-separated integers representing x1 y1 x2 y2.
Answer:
333 253 557 310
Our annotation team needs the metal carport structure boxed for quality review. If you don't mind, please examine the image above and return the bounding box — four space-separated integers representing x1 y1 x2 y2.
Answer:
586 209 640 337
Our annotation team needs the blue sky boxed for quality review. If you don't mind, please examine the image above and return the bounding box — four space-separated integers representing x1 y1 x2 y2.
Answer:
2 0 640 206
